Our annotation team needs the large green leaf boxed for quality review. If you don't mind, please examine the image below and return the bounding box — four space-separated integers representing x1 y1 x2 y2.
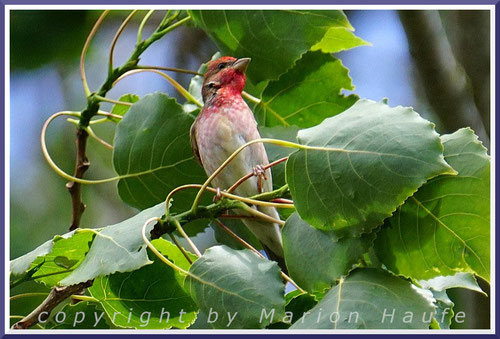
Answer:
311 27 370 53
89 250 197 329
185 245 285 328
286 99 455 236
255 52 357 128
291 268 435 329
60 203 165 286
283 212 375 294
113 93 207 210
189 10 353 82
374 128 490 282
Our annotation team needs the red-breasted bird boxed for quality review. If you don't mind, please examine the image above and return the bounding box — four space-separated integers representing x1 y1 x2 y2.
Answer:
190 56 286 271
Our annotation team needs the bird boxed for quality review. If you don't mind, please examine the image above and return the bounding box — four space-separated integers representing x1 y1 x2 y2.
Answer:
190 56 286 272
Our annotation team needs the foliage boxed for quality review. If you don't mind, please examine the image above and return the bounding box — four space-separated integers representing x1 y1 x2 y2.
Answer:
10 9 490 331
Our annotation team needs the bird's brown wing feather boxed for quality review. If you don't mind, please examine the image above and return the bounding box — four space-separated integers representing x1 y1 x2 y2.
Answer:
189 121 202 166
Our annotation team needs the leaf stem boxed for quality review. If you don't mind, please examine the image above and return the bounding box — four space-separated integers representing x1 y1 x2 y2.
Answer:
109 10 139 75
227 156 288 193
114 69 202 107
168 233 193 264
137 65 202 76
137 10 155 44
10 293 49 301
70 295 99 303
84 126 113 150
142 218 190 275
80 10 110 97
171 218 202 257
94 94 133 107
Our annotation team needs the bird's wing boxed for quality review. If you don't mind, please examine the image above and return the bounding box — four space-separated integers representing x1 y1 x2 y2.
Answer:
189 120 202 166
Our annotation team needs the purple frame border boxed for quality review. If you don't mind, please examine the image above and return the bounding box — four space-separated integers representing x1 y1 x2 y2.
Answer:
1 0 498 338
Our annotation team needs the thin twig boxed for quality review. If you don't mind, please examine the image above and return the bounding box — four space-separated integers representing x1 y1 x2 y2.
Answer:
114 69 202 107
190 138 301 213
84 126 113 150
80 10 110 97
137 10 155 44
168 233 193 264
94 94 133 106
237 202 285 226
66 129 89 231
227 157 288 193
172 218 202 257
109 10 139 74
12 281 92 329
137 65 202 75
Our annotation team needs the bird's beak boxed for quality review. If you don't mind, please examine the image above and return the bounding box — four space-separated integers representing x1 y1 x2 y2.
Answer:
232 58 251 73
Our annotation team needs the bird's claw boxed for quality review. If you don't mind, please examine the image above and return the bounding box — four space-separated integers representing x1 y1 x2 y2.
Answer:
253 165 267 193
213 187 223 202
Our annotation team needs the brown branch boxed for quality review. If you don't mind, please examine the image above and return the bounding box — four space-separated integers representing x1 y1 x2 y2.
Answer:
12 281 92 329
227 157 288 193
398 10 489 148
66 128 90 231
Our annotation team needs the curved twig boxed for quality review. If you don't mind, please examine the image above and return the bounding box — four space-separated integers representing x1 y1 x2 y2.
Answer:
80 10 110 97
109 10 139 74
114 69 202 107
227 156 288 193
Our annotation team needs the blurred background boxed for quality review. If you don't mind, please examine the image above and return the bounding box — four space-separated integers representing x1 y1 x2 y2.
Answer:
9 9 491 328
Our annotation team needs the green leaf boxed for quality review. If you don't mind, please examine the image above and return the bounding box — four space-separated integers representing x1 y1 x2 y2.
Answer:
10 231 77 276
30 231 93 286
374 128 490 282
286 99 455 236
151 238 197 272
89 251 197 329
418 272 485 296
311 27 370 53
185 245 285 328
59 203 165 286
113 92 207 210
255 52 357 128
283 212 375 294
45 302 112 329
284 291 317 325
111 94 140 117
291 268 436 329
189 10 353 82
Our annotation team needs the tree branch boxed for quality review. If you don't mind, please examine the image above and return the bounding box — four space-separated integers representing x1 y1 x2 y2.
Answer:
66 128 89 231
11 280 92 329
152 184 290 239
398 10 489 148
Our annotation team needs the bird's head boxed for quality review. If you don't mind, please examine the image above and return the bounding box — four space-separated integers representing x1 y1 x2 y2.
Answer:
202 56 251 102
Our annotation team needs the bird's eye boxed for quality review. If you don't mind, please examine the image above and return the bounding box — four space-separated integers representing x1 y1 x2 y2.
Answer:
207 82 216 88
217 63 227 70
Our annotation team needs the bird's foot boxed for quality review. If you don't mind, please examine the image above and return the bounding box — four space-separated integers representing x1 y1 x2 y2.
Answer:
253 164 268 193
213 187 224 202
